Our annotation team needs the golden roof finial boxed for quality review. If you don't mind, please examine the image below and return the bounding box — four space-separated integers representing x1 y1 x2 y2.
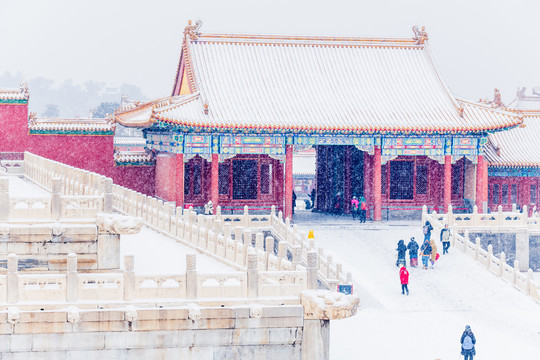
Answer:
185 20 203 40
412 25 428 45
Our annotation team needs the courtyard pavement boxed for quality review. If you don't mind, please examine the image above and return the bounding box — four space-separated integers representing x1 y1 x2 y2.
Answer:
293 209 540 359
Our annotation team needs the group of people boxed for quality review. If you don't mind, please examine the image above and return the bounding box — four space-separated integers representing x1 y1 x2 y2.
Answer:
350 196 367 223
396 221 453 297
395 222 475 359
396 221 452 271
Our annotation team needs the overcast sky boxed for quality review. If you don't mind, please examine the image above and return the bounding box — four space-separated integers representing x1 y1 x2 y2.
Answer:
1 0 540 103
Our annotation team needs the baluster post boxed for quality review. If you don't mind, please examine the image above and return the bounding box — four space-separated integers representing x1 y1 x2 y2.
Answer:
247 249 258 298
7 254 18 304
186 253 197 300
307 251 318 290
67 253 78 302
0 178 9 221
51 178 62 221
124 255 135 301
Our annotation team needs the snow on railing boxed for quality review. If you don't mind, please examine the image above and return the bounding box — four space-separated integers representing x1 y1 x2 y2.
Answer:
422 203 539 231
423 205 540 304
109 183 348 290
0 252 310 304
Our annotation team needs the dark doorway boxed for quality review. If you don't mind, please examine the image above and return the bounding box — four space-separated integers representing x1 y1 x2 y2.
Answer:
350 147 364 198
390 161 414 200
232 160 258 199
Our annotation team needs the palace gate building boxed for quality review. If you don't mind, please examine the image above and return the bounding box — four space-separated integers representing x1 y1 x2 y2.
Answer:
112 22 523 221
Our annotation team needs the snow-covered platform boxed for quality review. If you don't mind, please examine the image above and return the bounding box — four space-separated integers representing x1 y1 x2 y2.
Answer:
120 226 236 274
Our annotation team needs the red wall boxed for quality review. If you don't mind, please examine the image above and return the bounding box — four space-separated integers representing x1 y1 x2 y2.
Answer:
0 104 30 152
155 154 176 201
0 103 155 196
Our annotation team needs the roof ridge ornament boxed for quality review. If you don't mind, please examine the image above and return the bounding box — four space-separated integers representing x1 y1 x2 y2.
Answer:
478 88 505 109
185 20 203 40
19 82 29 99
412 25 428 45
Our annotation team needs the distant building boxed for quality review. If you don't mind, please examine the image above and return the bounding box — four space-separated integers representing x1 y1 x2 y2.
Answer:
293 149 316 199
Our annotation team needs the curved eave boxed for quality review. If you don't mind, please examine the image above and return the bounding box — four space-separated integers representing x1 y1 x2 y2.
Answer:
151 116 522 137
489 163 540 169
115 115 156 128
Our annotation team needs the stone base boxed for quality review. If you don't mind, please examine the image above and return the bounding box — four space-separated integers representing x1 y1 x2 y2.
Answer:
0 305 308 359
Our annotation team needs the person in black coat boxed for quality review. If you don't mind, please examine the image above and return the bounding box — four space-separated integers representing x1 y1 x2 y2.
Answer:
460 325 476 360
407 237 419 267
422 221 433 241
396 239 407 267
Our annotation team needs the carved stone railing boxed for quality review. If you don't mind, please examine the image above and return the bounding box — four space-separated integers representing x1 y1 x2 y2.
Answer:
0 252 312 305
61 196 104 218
423 203 539 230
9 196 51 220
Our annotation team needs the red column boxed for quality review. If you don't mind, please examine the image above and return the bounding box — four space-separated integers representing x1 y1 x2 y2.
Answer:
175 154 184 209
483 160 489 205
285 144 294 220
476 155 485 212
373 146 382 221
363 152 372 219
211 154 219 212
444 155 452 213
344 147 351 213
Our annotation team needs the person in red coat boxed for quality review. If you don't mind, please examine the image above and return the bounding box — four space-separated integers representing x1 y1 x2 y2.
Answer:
399 265 409 295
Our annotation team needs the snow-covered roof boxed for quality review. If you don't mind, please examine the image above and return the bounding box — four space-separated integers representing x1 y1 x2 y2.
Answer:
506 87 540 111
114 151 154 166
485 113 540 168
0 84 29 103
115 96 184 127
117 23 523 135
113 137 147 147
28 116 115 135
484 87 540 168
293 155 316 176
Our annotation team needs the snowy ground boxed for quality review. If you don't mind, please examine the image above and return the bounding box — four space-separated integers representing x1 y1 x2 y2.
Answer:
294 210 540 360
7 176 49 197
120 226 237 274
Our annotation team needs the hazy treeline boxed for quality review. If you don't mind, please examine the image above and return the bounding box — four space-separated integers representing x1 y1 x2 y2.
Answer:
0 71 147 118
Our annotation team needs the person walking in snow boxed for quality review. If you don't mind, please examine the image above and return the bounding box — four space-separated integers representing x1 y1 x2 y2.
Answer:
420 239 432 270
460 325 476 360
399 264 409 295
292 191 297 215
334 193 342 214
359 196 367 223
351 196 359 220
422 221 433 241
429 237 438 268
396 239 407 267
440 223 451 254
407 237 419 267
